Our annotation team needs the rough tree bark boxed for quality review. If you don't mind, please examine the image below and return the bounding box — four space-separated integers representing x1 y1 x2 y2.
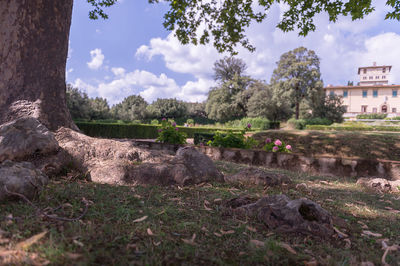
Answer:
0 0 77 131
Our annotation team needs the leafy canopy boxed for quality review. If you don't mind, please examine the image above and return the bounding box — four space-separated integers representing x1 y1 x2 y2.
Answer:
87 0 400 53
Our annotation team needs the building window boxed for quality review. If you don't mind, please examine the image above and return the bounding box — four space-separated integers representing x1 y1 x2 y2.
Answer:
393 90 398 97
372 108 377 113
343 90 348 98
382 105 388 113
393 108 397 113
363 69 367 74
382 75 386 79
343 105 348 112
329 91 334 96
362 90 368 98
373 90 378 97
376 76 380 79
369 76 373 80
361 106 368 113
363 77 367 80
383 68 386 73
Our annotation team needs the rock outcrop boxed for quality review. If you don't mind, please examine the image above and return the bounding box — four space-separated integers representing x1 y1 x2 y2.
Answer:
56 128 223 186
0 160 48 202
357 178 400 193
225 194 334 238
0 117 59 162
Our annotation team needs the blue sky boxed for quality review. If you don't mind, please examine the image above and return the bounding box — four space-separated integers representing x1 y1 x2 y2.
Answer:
67 0 400 105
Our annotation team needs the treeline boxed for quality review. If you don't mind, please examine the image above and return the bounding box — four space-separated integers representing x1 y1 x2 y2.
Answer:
67 46 346 125
66 85 211 123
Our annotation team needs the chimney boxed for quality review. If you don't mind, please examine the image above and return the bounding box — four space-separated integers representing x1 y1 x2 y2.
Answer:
373 62 377 66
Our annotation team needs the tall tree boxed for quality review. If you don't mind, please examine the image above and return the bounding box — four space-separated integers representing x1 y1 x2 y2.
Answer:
271 47 323 119
0 0 75 130
205 75 258 122
111 95 148 121
213 57 247 82
66 85 91 120
89 97 111 120
1 0 399 130
247 84 292 121
147 98 187 119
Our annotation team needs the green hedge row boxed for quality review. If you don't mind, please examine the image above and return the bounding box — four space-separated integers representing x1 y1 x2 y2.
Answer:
305 124 400 132
75 122 242 139
356 113 387 119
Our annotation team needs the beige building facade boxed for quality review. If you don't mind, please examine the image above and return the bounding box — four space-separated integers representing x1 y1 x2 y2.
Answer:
325 63 400 116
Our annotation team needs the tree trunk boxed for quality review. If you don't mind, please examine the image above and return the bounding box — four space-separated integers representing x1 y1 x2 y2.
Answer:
0 0 77 131
295 101 300 119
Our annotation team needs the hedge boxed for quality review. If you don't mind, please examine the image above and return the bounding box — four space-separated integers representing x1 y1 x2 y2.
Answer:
356 113 387 119
305 124 400 132
75 122 242 139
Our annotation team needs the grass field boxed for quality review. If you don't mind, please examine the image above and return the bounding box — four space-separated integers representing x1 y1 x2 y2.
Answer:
1 161 399 265
253 130 400 161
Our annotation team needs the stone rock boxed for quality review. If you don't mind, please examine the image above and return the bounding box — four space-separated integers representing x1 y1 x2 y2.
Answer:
0 160 49 202
225 194 334 238
174 146 224 183
225 167 290 186
124 147 224 185
357 178 400 192
56 128 223 186
0 117 59 162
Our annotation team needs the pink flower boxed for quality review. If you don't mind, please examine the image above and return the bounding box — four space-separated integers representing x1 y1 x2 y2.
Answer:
175 128 179 131
274 139 282 146
158 129 162 132
272 146 279 152
286 145 292 150
162 118 166 121
200 142 204 146
172 122 177 127
247 123 252 129
265 138 272 143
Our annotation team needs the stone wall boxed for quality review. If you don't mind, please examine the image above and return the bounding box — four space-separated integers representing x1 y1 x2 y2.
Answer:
132 140 400 180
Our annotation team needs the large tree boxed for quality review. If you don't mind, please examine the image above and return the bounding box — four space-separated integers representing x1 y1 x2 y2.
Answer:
111 95 148 121
1 0 400 130
213 57 247 82
271 47 323 119
205 75 259 122
147 98 188 119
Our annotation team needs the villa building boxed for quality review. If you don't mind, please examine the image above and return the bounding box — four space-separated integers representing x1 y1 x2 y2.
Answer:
325 62 400 116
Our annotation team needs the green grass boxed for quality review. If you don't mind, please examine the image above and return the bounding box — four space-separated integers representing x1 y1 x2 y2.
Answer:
1 162 400 265
253 130 400 161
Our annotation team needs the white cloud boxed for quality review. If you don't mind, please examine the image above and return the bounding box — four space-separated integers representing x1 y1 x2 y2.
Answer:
111 67 126 77
66 68 73 79
136 33 223 78
87 48 105 70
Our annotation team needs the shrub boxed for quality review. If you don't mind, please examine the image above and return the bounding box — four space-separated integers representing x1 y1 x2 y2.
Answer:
305 117 332 125
269 121 280 129
207 125 258 149
186 118 195 125
156 120 187 144
287 118 306 130
151 119 159 125
239 117 271 130
356 114 387 119
75 121 241 139
194 133 215 145
76 122 159 139
263 138 292 153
